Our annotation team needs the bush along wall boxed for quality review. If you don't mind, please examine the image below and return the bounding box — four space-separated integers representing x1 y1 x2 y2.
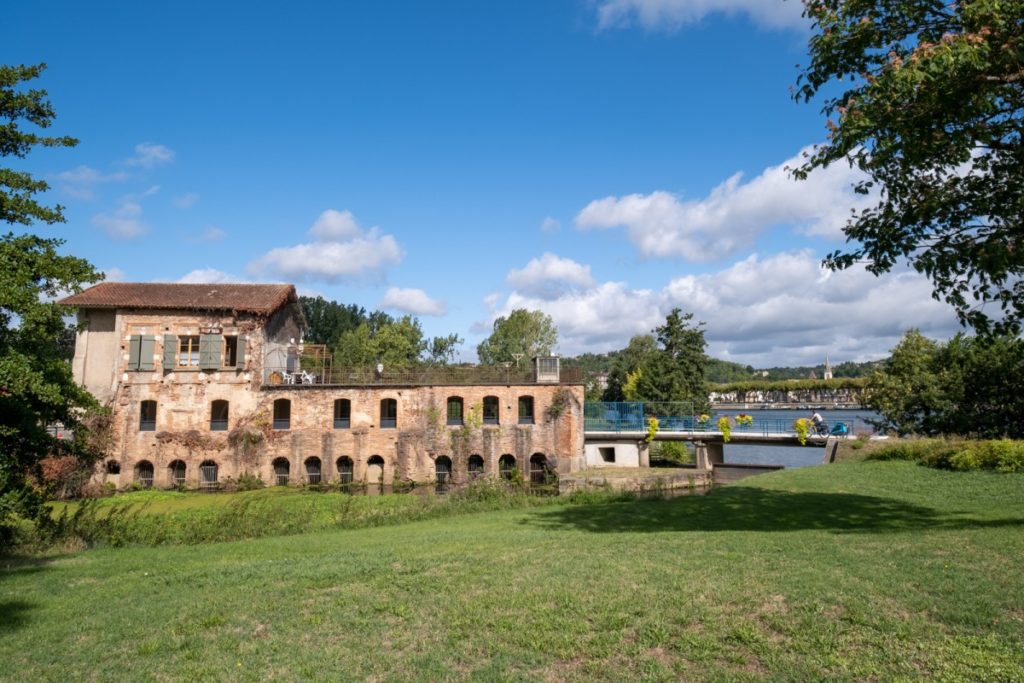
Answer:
866 438 1024 473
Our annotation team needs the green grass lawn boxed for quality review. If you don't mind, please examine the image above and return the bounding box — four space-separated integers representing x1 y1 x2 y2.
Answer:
3 461 1024 681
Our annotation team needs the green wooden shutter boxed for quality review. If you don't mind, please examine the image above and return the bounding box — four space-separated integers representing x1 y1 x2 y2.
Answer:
128 335 142 370
139 336 156 371
235 335 247 369
163 335 178 370
199 334 221 370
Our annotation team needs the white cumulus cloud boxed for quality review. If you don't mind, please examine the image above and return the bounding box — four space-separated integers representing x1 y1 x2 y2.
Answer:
575 146 872 261
483 250 960 366
378 287 448 316
506 253 597 300
594 0 807 31
247 209 404 282
127 142 175 168
173 192 200 209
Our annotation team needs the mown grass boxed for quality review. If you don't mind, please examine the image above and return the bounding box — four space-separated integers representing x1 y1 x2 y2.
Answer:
3 461 1023 681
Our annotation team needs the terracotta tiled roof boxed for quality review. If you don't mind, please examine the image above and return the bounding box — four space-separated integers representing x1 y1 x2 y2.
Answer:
59 282 297 316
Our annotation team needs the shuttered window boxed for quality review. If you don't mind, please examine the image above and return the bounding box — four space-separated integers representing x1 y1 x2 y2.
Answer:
199 334 221 369
127 335 156 371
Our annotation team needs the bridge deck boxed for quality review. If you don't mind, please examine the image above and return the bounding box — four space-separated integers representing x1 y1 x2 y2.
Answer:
584 430 829 446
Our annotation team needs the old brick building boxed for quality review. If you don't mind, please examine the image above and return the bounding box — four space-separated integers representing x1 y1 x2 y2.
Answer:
60 282 585 489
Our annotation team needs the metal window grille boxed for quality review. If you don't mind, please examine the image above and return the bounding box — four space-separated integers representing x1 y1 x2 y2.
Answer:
499 456 516 480
529 456 548 485
170 461 186 487
337 459 354 485
136 463 154 488
305 459 321 485
435 458 452 489
200 463 219 489
273 460 289 486
468 455 484 478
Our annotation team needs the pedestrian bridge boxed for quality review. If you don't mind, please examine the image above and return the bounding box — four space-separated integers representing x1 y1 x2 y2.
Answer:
582 402 842 469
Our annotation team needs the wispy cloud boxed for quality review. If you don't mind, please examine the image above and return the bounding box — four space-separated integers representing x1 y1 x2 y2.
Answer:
594 0 807 32
540 217 561 233
173 192 200 209
91 201 147 239
378 287 448 316
53 165 128 200
198 226 227 242
575 146 872 261
177 268 249 284
247 209 403 282
126 142 175 168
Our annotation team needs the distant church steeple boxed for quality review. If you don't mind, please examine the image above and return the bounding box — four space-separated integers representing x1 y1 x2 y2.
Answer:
823 354 833 380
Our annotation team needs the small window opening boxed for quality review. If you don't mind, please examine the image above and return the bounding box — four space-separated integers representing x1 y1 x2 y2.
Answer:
380 399 397 429
210 400 229 431
483 396 499 425
135 460 154 488
599 447 616 464
199 460 219 489
139 400 157 432
447 397 464 426
305 457 322 485
334 399 351 429
435 456 452 491
169 460 187 487
518 396 534 425
337 456 354 485
499 454 516 480
178 335 200 367
468 454 484 478
273 399 291 430
105 460 121 475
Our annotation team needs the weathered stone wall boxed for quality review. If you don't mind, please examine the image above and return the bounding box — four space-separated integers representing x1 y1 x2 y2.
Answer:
93 308 585 488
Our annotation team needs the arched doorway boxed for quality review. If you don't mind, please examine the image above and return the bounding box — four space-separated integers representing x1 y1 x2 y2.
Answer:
336 456 354 486
199 460 219 489
168 460 187 488
435 456 452 491
304 457 322 485
272 457 290 486
135 460 154 488
467 454 484 479
529 453 551 485
499 454 516 480
366 455 385 485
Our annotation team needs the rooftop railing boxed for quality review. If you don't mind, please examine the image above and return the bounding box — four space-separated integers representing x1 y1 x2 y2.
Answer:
263 364 583 387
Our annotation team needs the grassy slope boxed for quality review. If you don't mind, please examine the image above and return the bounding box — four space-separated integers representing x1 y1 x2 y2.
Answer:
3 462 1024 682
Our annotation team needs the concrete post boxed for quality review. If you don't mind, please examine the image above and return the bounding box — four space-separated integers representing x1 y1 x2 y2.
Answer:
638 442 650 468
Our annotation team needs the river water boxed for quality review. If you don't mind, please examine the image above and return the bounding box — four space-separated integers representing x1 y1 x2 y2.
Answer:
716 408 882 469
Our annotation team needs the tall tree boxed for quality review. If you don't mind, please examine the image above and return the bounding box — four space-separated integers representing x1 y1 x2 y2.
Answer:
299 296 367 347
796 0 1024 334
602 334 658 401
1 64 100 538
476 309 558 365
634 309 710 412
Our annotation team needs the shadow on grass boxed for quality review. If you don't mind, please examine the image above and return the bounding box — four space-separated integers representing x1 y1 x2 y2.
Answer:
527 487 1024 534
0 600 36 633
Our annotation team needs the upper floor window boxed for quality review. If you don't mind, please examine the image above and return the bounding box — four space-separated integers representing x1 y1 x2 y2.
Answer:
162 334 246 371
380 399 397 429
210 400 229 431
334 399 351 429
127 335 155 371
139 400 157 431
273 398 291 430
446 397 464 426
518 396 534 425
178 336 200 367
483 396 500 425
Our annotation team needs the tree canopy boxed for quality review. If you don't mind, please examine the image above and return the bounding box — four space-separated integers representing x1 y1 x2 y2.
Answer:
1 64 101 537
633 309 710 412
864 329 1024 437
476 309 558 365
796 0 1024 334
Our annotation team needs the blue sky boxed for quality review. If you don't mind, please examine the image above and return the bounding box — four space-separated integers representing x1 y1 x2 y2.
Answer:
6 0 961 366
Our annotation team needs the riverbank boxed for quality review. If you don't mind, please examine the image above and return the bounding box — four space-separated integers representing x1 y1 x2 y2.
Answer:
3 461 1022 680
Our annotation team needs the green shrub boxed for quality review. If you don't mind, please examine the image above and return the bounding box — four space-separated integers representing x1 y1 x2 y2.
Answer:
235 473 265 491
949 450 982 471
996 442 1024 473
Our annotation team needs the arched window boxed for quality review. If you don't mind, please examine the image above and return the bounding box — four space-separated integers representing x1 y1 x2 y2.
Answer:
105 460 121 475
273 398 291 430
139 400 157 431
380 399 397 429
304 457 322 485
366 455 385 484
518 396 534 425
334 399 351 429
483 396 499 425
210 400 229 431
468 454 484 478
135 460 154 488
272 457 290 486
446 397 464 426
435 456 452 488
530 453 550 485
499 454 516 480
168 460 187 487
336 456 354 485
199 460 219 489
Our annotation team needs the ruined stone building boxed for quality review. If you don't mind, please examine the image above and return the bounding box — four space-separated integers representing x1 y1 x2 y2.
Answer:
59 283 585 489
